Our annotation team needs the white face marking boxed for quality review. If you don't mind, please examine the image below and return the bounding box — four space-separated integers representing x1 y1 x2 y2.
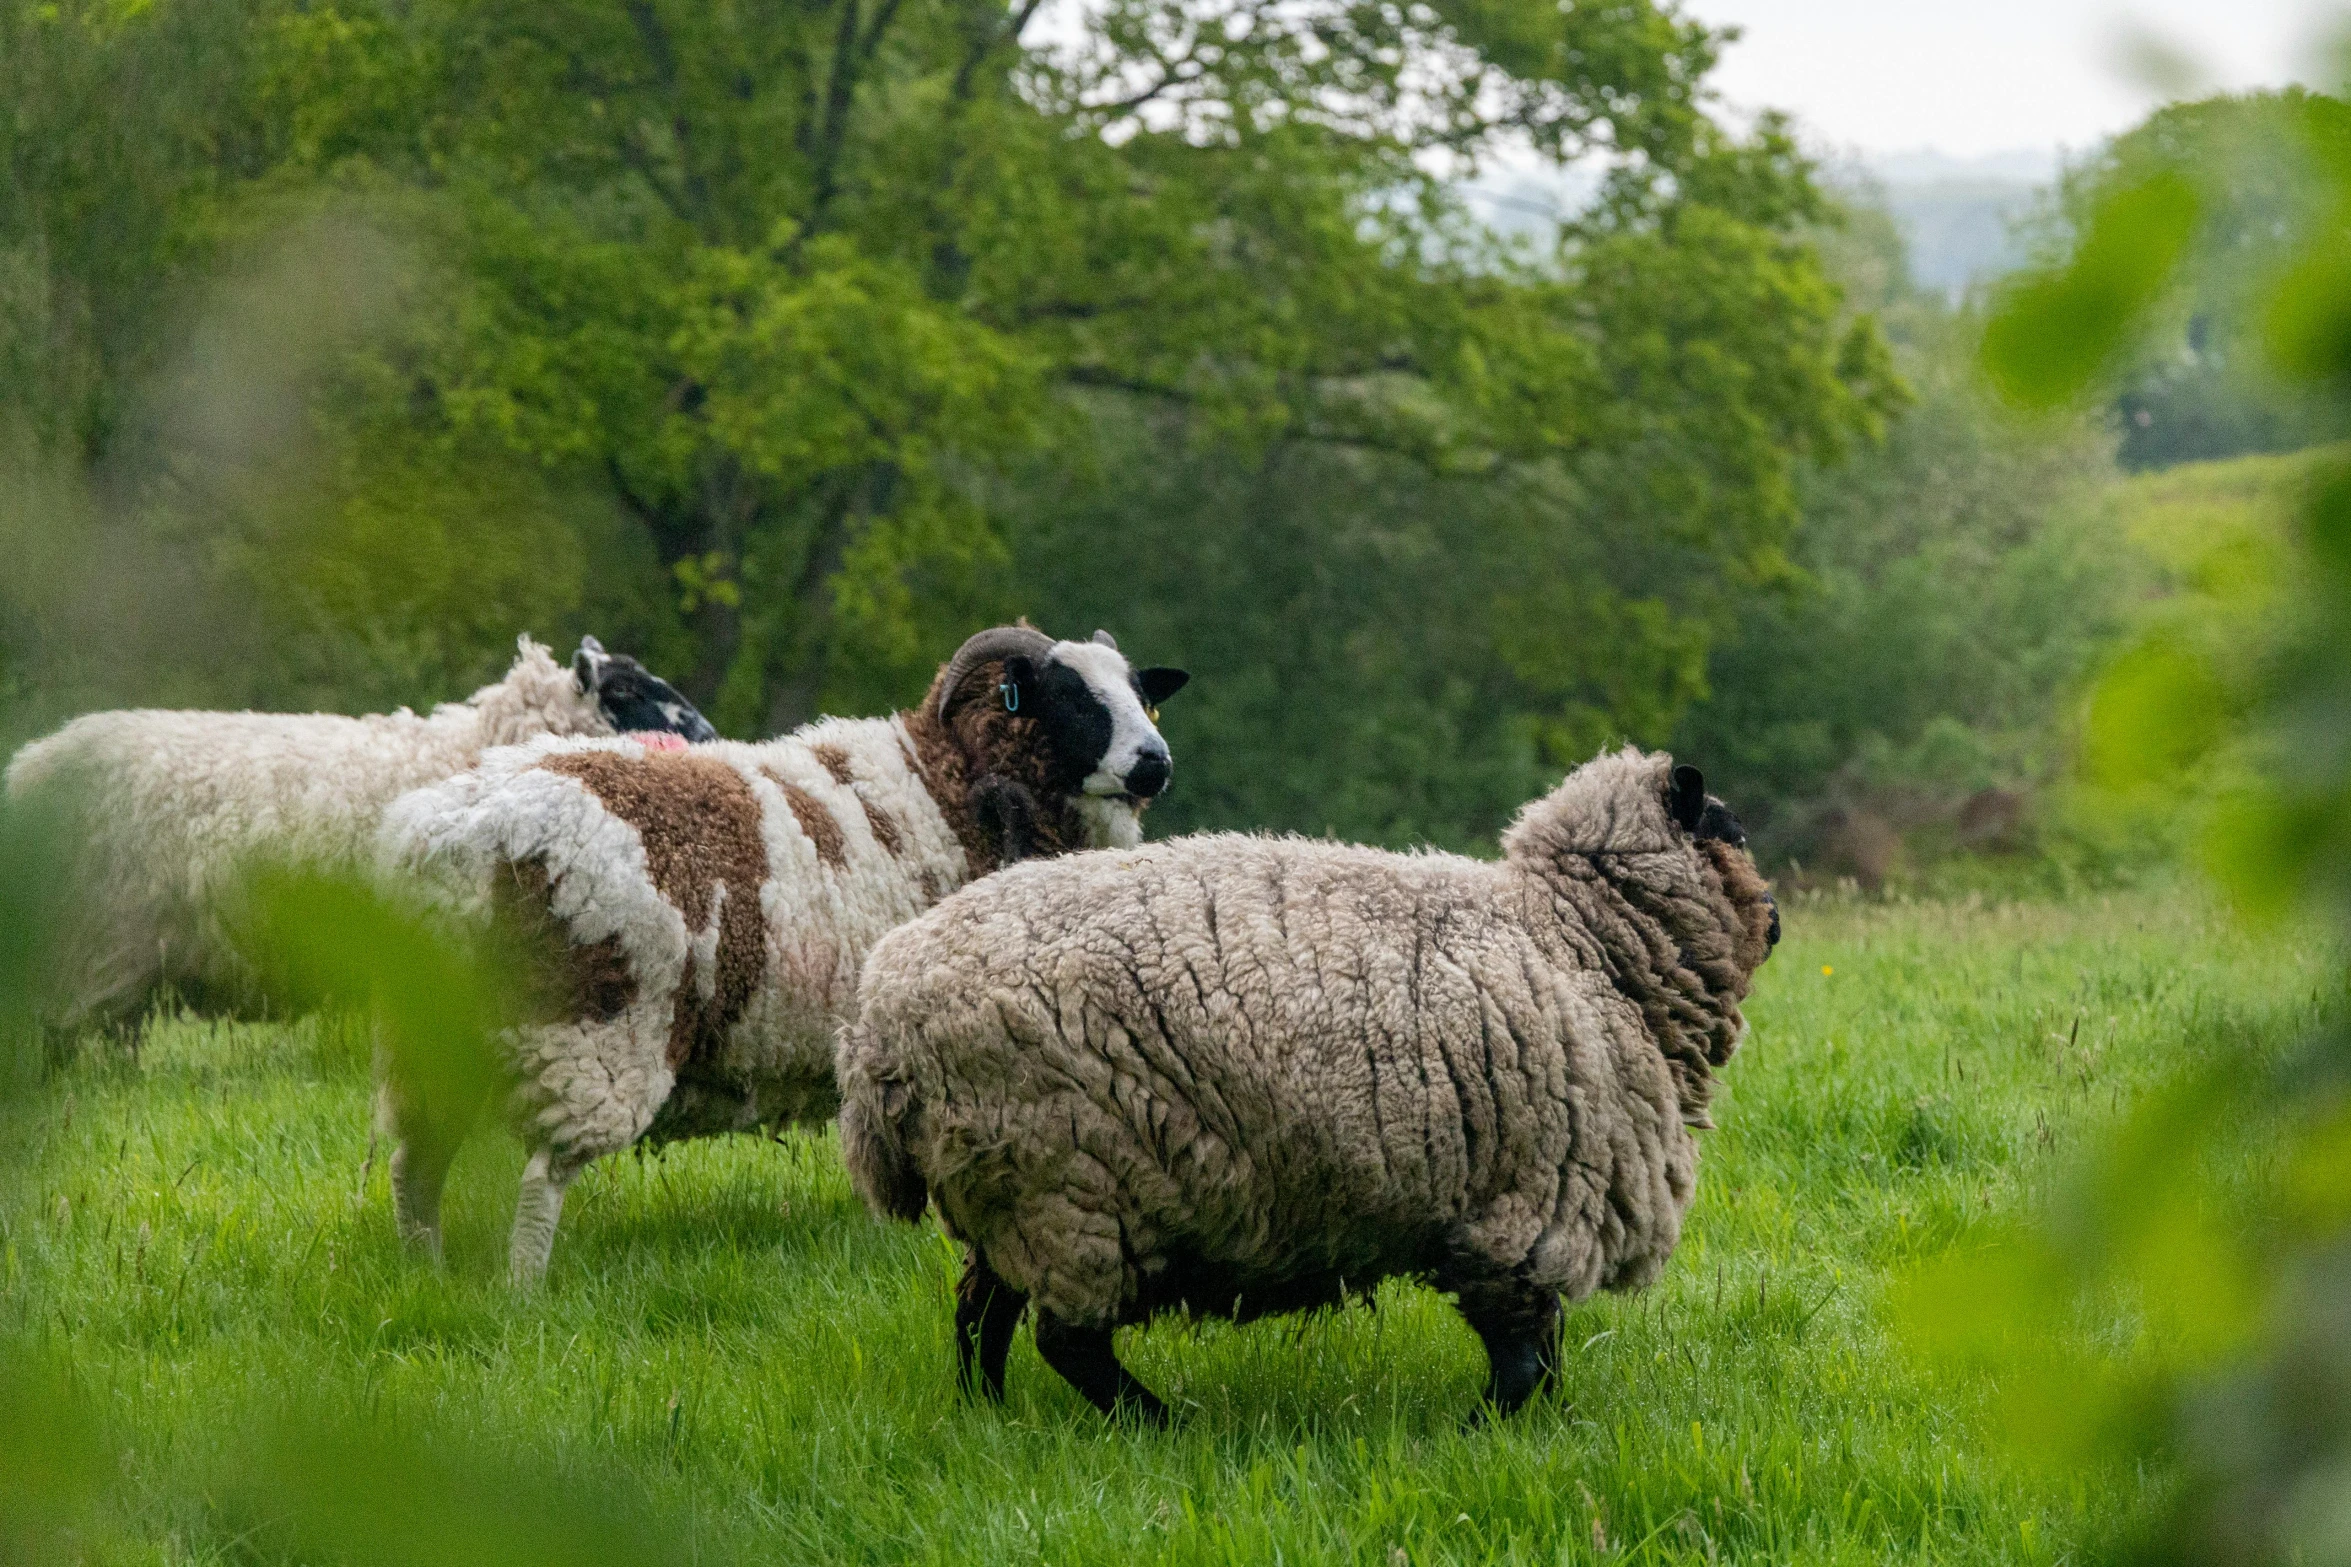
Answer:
1050 639 1168 797
1074 795 1145 849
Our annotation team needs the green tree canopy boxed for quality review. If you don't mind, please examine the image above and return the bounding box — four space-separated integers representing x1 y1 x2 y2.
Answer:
3 0 1892 762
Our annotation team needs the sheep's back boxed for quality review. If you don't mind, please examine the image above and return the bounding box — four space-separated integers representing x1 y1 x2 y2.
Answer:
386 722 971 1135
854 834 1694 1318
17 707 487 902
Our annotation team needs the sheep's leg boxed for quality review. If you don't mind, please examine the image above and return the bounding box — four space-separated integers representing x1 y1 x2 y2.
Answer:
379 1079 473 1266
1457 1290 1563 1418
389 1136 459 1265
1033 1311 1167 1427
955 1250 1028 1402
508 1146 586 1287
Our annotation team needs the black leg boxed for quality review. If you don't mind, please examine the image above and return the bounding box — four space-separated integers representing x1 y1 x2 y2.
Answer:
955 1249 1027 1402
1032 1311 1169 1427
1461 1291 1562 1418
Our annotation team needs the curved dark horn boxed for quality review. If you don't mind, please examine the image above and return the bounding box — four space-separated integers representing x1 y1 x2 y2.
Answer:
936 625 1056 723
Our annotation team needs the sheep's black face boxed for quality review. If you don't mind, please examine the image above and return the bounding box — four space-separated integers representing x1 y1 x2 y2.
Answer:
1000 636 1187 805
573 637 717 742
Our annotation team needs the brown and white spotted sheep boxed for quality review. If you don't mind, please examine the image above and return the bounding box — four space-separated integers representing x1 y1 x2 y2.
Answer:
376 625 1188 1283
2 635 710 1029
838 749 1778 1424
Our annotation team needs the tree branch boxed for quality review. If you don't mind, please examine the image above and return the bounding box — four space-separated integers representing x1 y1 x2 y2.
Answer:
1083 47 1210 119
856 0 906 67
613 0 718 232
800 0 869 243
1058 366 1198 403
613 125 697 226
950 0 1048 106
1011 296 1163 325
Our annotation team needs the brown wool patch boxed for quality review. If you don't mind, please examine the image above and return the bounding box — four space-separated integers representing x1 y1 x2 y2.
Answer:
857 796 904 857
902 659 1085 876
809 743 856 786
768 774 848 869
541 751 769 1069
492 856 635 1022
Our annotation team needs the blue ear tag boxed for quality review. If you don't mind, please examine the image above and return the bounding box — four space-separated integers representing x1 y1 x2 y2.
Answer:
1000 681 1019 713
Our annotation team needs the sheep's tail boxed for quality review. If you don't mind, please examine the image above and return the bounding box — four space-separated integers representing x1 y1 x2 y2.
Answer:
837 1026 929 1222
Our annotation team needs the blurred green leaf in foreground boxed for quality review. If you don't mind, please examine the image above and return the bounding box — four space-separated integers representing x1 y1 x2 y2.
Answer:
1919 72 2351 1567
0 800 737 1567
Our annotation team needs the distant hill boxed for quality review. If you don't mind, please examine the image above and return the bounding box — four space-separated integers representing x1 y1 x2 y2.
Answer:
1461 147 2058 298
1848 149 2057 299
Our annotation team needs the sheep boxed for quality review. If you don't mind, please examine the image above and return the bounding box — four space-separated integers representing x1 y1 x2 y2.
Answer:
837 747 1779 1424
375 624 1190 1283
3 635 713 1029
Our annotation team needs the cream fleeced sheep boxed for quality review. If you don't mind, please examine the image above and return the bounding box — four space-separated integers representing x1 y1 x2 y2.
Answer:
374 625 1189 1284
838 747 1779 1423
4 635 710 1027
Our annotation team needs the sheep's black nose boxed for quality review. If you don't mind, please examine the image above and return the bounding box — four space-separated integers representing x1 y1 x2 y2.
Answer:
1127 745 1171 799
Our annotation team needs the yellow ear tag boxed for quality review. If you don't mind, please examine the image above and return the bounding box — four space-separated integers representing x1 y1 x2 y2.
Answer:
1146 706 1160 723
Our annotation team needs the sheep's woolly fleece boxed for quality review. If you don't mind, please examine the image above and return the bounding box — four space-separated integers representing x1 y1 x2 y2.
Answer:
380 713 981 1163
3 637 613 1024
374 625 1187 1284
840 747 1778 1336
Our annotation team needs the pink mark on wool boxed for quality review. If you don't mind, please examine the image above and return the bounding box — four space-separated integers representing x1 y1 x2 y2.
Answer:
629 731 691 753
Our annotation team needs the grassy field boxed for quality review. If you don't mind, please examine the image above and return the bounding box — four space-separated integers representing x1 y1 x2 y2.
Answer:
1 889 2334 1565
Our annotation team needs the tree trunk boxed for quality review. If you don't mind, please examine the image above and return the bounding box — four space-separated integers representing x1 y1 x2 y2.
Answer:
761 461 895 735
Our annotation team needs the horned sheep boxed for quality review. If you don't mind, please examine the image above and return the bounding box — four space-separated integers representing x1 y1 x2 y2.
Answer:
376 624 1189 1284
838 747 1778 1423
3 635 712 1028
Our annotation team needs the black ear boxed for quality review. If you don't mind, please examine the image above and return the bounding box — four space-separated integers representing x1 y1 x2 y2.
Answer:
1669 765 1707 831
1137 667 1189 706
999 653 1036 712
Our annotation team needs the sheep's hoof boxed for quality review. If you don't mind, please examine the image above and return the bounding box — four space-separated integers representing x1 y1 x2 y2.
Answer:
395 1225 444 1268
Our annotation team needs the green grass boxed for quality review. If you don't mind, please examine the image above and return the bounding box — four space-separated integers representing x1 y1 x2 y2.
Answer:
2 890 2336 1564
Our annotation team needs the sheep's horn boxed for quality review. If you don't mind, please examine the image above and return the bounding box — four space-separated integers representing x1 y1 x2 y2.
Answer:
1091 629 1117 650
936 625 1056 723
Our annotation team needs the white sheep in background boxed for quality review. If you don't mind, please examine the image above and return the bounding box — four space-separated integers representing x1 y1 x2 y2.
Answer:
376 624 1189 1284
4 635 712 1029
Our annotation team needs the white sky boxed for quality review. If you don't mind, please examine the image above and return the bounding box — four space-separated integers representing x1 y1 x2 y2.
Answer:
1678 0 2344 159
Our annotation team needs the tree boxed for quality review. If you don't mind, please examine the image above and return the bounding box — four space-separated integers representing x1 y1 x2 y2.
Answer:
1671 206 2121 868
2044 90 2351 471
1 0 1891 746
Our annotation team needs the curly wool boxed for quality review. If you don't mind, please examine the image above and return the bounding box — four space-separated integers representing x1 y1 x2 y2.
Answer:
840 748 1777 1338
379 713 986 1165
372 637 1175 1283
4 638 611 1025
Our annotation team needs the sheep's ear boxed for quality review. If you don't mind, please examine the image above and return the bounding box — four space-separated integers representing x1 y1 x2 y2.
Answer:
999 653 1037 712
1137 667 1189 706
1091 629 1118 650
1669 765 1707 831
573 638 610 693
